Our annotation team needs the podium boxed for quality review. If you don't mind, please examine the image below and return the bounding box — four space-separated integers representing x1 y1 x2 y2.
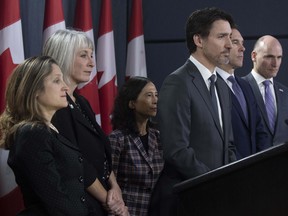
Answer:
173 142 288 216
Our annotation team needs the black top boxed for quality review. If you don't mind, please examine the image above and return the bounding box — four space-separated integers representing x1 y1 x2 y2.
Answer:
140 133 149 152
52 93 112 216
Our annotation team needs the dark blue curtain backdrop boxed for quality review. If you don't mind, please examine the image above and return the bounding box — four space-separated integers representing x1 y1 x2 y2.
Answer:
20 0 288 90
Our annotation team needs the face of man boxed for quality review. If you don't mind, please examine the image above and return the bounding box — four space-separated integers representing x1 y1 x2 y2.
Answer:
228 29 245 69
194 19 232 71
252 37 283 79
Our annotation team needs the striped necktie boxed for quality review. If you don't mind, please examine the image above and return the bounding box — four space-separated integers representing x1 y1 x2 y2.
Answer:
263 80 276 133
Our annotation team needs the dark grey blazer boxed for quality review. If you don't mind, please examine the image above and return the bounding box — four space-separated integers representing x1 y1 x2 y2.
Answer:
158 60 236 180
243 73 288 146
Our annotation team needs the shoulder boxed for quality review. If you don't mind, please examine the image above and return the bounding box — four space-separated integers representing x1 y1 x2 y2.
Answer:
148 128 160 136
109 130 126 140
75 93 89 105
13 123 52 152
242 73 255 84
17 123 49 138
274 81 288 91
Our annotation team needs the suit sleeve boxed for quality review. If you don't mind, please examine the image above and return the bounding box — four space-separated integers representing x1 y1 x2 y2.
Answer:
158 74 210 179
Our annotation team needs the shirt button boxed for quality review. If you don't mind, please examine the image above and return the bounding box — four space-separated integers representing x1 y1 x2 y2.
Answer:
78 176 84 183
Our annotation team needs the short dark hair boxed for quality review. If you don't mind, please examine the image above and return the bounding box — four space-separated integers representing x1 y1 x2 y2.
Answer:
186 7 235 54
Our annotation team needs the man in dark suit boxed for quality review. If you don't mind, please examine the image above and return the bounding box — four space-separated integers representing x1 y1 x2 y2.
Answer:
243 35 288 146
151 7 236 216
217 28 269 159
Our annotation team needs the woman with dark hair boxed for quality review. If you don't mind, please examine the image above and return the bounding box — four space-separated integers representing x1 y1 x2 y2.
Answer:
109 76 164 216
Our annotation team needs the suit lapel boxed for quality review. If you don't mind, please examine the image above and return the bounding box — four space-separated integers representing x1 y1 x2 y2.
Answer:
245 74 272 134
55 132 80 151
188 63 223 138
230 92 248 127
215 79 230 139
234 77 249 127
131 134 152 166
67 94 100 136
273 82 284 132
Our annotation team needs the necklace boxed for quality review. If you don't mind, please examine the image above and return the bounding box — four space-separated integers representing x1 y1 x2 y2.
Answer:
49 123 59 133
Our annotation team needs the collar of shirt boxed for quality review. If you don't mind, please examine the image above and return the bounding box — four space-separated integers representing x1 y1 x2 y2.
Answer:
251 69 274 87
216 67 235 90
189 55 217 90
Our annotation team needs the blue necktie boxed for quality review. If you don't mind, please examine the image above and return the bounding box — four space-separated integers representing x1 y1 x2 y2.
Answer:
228 76 248 121
209 75 219 116
263 80 276 133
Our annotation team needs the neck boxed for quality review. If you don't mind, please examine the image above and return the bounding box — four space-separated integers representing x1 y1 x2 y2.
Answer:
48 122 59 133
192 53 216 73
67 83 78 102
137 119 148 136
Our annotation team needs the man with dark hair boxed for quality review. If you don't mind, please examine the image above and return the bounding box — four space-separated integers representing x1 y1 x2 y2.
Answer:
150 7 236 216
217 28 269 159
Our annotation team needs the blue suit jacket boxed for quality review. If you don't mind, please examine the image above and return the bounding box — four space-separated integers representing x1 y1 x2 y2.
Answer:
227 76 269 159
243 73 288 146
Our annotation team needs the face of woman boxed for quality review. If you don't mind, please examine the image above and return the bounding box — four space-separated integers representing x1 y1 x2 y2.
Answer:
37 64 69 115
71 48 95 85
130 82 158 119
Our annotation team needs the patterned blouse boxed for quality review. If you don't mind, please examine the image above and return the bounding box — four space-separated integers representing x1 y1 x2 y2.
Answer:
109 128 164 216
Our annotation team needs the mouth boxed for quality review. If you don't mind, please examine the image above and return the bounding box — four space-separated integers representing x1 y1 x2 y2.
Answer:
222 52 230 58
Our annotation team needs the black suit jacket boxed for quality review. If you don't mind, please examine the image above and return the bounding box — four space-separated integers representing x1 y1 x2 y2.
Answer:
218 74 269 159
8 124 90 216
243 73 288 146
52 93 111 216
158 60 236 181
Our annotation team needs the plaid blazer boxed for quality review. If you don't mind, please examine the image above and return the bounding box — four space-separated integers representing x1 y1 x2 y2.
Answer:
109 128 164 216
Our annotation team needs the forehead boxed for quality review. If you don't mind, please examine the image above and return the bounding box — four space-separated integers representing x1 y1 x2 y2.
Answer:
260 41 282 56
77 47 93 53
51 64 62 74
231 29 243 40
209 20 231 34
140 82 156 92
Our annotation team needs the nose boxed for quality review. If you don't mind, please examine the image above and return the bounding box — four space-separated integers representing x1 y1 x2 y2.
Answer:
153 94 158 103
240 43 245 52
89 56 95 68
225 37 232 49
62 81 69 92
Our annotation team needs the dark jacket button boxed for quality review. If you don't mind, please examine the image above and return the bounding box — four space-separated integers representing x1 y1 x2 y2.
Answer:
80 196 86 202
78 176 84 183
78 156 83 163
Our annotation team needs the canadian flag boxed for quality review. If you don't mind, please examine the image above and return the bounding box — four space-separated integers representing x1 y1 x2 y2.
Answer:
0 0 25 215
43 0 66 45
125 0 147 79
97 0 118 134
74 0 101 125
